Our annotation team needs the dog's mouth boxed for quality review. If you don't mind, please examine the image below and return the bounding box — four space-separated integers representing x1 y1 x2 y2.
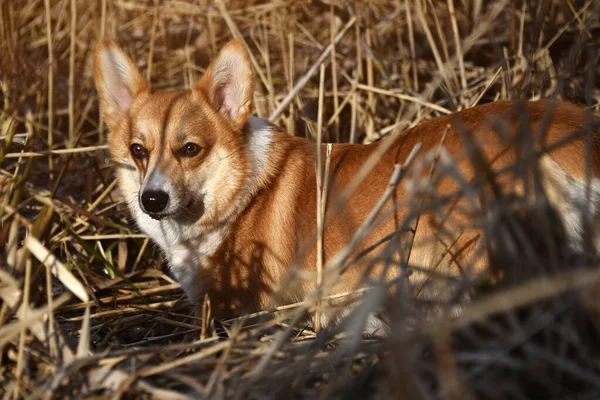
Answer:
178 197 205 223
144 197 202 222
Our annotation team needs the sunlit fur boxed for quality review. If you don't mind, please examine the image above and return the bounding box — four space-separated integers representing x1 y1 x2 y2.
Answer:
95 39 600 321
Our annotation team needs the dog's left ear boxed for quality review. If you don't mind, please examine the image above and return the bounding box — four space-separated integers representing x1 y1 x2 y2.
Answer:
194 40 254 129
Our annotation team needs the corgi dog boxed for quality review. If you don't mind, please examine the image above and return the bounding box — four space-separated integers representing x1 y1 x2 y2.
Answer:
94 39 600 323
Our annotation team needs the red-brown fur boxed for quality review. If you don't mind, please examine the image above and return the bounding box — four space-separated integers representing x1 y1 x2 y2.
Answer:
94 39 599 320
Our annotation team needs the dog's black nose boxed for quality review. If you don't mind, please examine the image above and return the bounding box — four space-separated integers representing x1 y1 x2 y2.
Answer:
141 190 169 214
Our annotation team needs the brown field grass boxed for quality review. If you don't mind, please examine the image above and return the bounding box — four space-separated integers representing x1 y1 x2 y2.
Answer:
2 0 600 398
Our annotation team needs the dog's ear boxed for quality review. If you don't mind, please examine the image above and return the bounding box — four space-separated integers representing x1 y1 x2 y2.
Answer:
94 40 148 130
194 40 254 129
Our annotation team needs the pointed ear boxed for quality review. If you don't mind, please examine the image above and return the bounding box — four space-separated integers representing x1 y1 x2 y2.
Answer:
194 40 254 129
94 40 148 129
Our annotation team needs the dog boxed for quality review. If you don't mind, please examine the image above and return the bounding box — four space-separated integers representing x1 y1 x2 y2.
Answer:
94 39 600 326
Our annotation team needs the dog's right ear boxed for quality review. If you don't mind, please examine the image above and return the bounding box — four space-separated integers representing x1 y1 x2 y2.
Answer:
94 40 148 130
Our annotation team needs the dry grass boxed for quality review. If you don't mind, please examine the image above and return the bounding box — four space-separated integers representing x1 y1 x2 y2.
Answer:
2 0 600 398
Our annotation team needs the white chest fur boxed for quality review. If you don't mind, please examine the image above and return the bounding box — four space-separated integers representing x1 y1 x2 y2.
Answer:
131 203 229 297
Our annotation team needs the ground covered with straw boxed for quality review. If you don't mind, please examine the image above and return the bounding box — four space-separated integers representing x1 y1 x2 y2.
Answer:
2 0 600 399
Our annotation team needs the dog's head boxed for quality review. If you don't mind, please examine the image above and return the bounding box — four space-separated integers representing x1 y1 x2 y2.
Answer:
94 40 255 226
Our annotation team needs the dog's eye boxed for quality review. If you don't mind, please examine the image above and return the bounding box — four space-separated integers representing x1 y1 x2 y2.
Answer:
130 143 147 159
181 142 201 157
